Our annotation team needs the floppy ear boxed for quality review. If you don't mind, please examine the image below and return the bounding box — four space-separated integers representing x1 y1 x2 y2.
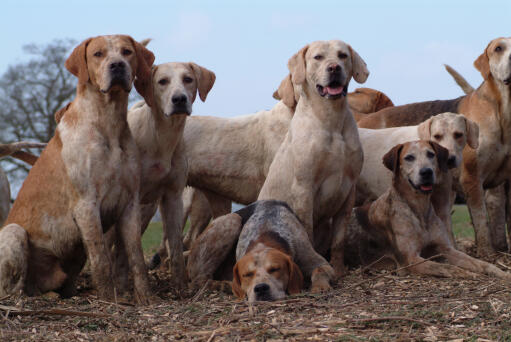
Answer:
231 263 245 299
285 257 303 295
465 117 479 149
131 38 155 107
65 38 93 87
275 74 297 109
417 117 433 140
382 144 403 176
54 102 73 124
375 91 394 111
190 63 216 102
430 141 450 172
348 45 369 84
474 44 490 80
288 45 309 85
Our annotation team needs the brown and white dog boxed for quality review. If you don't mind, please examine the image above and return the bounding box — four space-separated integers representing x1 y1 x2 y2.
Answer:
0 35 155 303
357 37 511 257
118 62 215 290
347 141 511 281
258 40 368 275
187 200 334 302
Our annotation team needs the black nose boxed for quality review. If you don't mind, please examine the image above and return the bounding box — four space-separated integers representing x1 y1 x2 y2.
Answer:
172 94 187 105
254 283 270 294
110 61 126 72
419 168 433 179
447 156 457 167
327 63 341 73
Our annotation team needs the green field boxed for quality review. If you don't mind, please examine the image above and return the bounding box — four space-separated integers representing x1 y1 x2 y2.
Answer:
142 205 474 253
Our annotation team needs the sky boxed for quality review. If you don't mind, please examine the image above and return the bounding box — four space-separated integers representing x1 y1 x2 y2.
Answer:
0 0 510 118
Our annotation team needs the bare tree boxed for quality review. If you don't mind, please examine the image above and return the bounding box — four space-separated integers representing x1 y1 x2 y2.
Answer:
0 39 76 194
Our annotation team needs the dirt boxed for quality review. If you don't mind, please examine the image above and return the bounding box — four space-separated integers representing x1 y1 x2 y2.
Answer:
1 252 511 341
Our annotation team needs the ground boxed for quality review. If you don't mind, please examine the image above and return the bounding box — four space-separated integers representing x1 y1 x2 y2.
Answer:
1 205 511 341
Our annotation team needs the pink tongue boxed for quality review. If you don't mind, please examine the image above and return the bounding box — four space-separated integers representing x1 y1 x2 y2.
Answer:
420 185 433 191
326 86 344 95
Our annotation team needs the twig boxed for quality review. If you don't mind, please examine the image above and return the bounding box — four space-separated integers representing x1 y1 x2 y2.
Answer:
345 254 443 291
0 305 111 318
348 315 431 326
206 329 217 342
359 254 390 274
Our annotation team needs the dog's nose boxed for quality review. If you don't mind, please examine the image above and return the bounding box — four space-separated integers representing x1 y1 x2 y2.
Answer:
110 61 126 72
172 94 187 105
327 63 341 73
447 155 457 167
254 283 270 295
419 168 433 178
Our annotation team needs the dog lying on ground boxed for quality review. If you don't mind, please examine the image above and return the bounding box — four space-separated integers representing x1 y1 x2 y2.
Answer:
258 39 368 275
357 113 479 244
356 37 511 257
0 35 155 303
346 141 511 281
187 200 335 302
120 61 215 290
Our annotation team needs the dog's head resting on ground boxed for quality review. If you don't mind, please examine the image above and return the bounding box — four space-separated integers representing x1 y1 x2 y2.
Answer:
417 112 479 169
383 141 451 195
232 232 303 303
151 62 215 117
474 37 511 84
275 40 369 109
65 35 155 105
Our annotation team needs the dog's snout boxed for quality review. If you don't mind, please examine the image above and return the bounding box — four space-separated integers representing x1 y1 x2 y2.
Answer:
254 283 270 295
419 168 433 179
327 63 341 73
172 94 187 105
110 61 126 72
447 155 457 167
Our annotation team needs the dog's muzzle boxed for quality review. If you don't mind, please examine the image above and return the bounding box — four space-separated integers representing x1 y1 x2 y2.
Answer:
253 283 274 301
316 81 348 99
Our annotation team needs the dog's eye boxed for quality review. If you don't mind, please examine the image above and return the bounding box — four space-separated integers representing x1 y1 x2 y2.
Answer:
495 46 502 52
433 134 442 141
427 151 435 159
242 272 254 278
404 155 415 162
338 52 348 59
268 267 280 273
183 76 193 84
158 78 169 86
122 49 133 56
93 51 103 58
454 132 463 139
314 55 323 60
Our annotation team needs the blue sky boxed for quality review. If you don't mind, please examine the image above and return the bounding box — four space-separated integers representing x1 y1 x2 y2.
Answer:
1 0 510 117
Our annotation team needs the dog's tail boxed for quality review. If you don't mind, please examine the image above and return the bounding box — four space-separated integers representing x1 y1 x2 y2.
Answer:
0 141 46 166
444 64 474 95
0 224 28 296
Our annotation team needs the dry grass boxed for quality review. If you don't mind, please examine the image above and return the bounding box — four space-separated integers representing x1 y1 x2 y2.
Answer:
1 250 511 341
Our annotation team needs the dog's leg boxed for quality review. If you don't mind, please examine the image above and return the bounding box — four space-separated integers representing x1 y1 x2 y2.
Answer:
404 255 478 279
329 185 356 277
183 189 213 250
117 198 152 305
442 247 511 280
0 224 28 296
187 213 242 290
73 201 115 300
461 168 494 256
485 185 508 252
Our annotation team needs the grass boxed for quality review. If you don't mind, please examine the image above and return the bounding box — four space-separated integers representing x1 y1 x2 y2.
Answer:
142 205 475 253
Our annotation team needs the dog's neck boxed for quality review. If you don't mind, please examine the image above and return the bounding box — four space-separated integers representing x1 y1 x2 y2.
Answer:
151 105 187 156
393 176 433 222
478 76 511 130
297 85 350 129
246 231 292 257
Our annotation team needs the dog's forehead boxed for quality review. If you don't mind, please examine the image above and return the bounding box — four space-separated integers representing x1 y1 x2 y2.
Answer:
307 40 349 57
431 113 465 131
87 35 133 53
155 63 191 78
401 141 432 156
488 37 511 54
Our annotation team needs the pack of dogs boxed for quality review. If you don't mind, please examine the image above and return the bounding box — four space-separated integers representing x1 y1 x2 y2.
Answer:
0 34 511 304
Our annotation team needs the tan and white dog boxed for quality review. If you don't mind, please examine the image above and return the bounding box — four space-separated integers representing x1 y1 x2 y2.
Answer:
0 35 155 303
258 40 368 275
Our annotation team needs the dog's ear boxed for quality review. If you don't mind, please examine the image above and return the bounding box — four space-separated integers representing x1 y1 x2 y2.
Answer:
429 141 450 172
231 263 245 299
375 91 394 111
275 74 297 109
288 45 309 85
65 38 93 87
465 117 480 149
190 63 216 102
285 256 304 295
131 38 155 107
54 102 73 124
474 44 491 80
417 117 433 140
382 143 404 175
348 45 369 84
